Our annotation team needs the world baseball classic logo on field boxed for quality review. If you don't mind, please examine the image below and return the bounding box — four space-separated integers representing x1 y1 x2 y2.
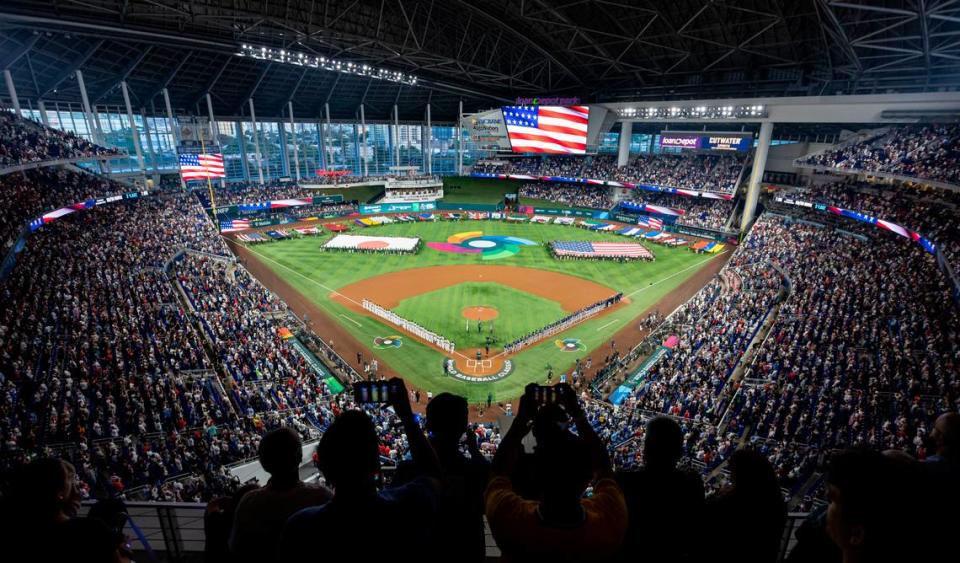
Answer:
373 335 403 349
555 338 586 352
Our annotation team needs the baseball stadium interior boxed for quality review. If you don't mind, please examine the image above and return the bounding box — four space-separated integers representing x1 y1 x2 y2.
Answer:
0 1 959 562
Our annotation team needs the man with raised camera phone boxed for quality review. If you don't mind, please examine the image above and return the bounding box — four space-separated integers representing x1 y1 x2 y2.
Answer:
281 377 441 560
484 383 627 561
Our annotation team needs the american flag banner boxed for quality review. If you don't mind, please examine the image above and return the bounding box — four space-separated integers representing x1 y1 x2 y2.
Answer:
179 153 226 181
638 217 664 230
552 241 654 259
220 219 251 232
502 105 590 154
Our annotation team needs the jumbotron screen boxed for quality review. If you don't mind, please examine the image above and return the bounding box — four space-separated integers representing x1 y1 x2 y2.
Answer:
501 105 590 154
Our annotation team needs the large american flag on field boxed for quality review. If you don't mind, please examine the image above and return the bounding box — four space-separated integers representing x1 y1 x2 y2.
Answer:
502 105 590 154
179 153 225 181
552 241 653 259
638 217 664 230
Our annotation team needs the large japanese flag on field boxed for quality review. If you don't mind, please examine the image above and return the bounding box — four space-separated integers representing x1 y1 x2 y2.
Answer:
323 234 420 251
502 105 589 154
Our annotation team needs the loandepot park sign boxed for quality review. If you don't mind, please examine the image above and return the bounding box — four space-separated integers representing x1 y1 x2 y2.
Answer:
444 359 514 383
514 96 582 106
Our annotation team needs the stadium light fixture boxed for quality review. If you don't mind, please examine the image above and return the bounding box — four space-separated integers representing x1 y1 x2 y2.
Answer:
616 104 768 120
236 44 418 85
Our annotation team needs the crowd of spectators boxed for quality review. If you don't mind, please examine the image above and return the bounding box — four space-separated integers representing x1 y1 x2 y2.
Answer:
731 215 958 465
0 111 122 168
800 124 960 185
781 180 960 266
518 182 612 209
620 191 735 231
0 167 130 253
475 152 746 193
193 181 319 207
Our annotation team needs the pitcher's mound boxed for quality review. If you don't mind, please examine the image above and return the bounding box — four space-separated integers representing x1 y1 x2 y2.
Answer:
462 306 499 321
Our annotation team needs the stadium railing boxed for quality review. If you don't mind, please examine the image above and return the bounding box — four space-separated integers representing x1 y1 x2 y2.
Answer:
79 499 809 562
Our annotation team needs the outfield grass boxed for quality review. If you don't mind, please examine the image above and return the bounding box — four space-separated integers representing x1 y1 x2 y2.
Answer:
246 220 722 403
441 177 518 204
309 185 384 203
393 282 567 350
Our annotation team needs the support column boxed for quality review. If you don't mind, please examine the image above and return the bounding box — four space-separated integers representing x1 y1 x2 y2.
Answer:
359 104 368 177
457 100 463 175
322 102 331 172
140 109 158 177
163 88 185 189
206 93 224 186
75 70 99 145
617 121 632 167
425 103 432 175
205 93 218 146
393 104 400 170
120 80 146 176
236 119 251 181
4 70 21 117
288 101 300 181
247 98 265 184
740 121 773 233
37 100 49 126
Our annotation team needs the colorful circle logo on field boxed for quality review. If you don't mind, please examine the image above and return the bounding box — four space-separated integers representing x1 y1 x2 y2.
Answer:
426 231 536 261
373 335 404 349
555 338 586 352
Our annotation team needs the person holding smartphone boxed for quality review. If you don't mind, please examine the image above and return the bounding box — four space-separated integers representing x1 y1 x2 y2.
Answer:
281 377 442 560
484 383 627 561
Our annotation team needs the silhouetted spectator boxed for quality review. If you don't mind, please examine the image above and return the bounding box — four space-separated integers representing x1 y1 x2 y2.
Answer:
281 378 440 560
922 412 960 559
615 417 705 562
229 427 332 562
485 383 626 561
703 449 786 563
824 448 912 563
204 482 260 563
0 459 81 544
395 392 490 562
0 458 131 562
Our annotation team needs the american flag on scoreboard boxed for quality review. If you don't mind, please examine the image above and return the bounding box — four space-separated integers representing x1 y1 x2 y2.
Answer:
502 105 590 154
552 241 653 259
179 153 225 181
638 217 664 230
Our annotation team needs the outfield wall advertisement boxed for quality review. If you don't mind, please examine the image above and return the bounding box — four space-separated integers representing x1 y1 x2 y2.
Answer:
359 202 437 214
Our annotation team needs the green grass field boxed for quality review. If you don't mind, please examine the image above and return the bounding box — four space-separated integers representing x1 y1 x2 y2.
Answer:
309 184 384 203
394 282 568 350
441 177 518 204
246 220 722 403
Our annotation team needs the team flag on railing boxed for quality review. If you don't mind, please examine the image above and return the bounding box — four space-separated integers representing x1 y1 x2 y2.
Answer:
179 153 225 180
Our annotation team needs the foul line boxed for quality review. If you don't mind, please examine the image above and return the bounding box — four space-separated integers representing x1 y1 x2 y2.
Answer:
244 246 362 306
625 250 728 298
338 313 362 327
596 319 620 331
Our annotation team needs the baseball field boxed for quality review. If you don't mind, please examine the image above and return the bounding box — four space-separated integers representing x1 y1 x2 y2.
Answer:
240 219 725 403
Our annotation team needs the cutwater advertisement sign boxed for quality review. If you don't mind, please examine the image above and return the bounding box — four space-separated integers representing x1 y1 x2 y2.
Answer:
360 202 437 214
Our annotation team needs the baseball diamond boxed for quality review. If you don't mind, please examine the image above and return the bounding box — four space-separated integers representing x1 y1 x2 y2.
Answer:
240 218 725 402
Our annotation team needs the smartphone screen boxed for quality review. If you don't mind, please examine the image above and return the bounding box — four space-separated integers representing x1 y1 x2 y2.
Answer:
355 381 392 404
